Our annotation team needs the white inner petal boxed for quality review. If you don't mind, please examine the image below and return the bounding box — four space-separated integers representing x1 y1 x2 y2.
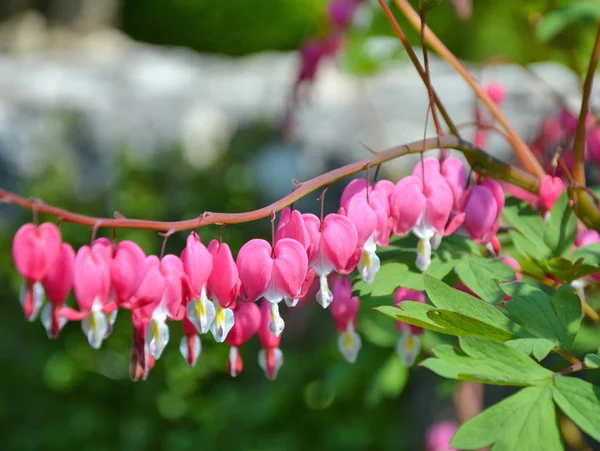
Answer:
258 347 284 381
357 239 381 285
209 302 234 343
416 237 432 272
337 322 362 364
82 305 108 350
396 328 421 367
146 311 169 360
186 290 216 335
228 346 239 378
316 273 334 309
268 301 285 337
179 334 202 367
41 304 67 339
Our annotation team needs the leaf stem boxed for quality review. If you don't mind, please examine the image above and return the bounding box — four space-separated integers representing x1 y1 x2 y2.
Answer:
572 22 600 186
554 348 581 366
580 297 600 326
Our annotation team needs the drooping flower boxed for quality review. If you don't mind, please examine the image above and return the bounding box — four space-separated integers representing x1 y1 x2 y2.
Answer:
391 161 464 270
40 242 75 338
180 317 202 367
145 254 185 360
225 302 261 378
12 222 62 321
181 232 214 337
303 213 359 308
130 310 154 382
328 274 361 363
206 240 239 342
237 238 308 336
425 421 458 451
257 300 284 380
460 179 504 251
394 287 425 366
110 240 146 305
539 175 564 217
339 180 391 284
70 242 114 349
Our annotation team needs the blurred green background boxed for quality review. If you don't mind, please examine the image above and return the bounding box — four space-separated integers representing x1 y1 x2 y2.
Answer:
1 0 600 450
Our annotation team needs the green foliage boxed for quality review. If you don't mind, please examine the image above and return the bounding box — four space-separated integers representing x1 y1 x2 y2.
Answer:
422 337 554 386
451 385 563 451
552 376 600 442
505 338 555 361
536 1 600 41
455 257 515 304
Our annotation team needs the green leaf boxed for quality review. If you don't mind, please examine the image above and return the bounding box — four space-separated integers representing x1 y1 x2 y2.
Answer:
451 385 563 450
584 353 600 368
353 262 408 297
552 375 600 442
570 243 600 268
506 338 555 361
537 1 600 41
422 336 554 386
365 355 409 407
426 310 517 341
455 257 516 304
552 284 582 349
424 275 521 335
544 192 578 256
503 198 552 259
532 256 600 282
376 303 459 335
502 282 581 350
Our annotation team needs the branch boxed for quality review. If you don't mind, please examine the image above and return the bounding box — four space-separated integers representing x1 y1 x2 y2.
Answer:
393 0 546 179
0 135 539 232
377 0 459 136
572 22 600 186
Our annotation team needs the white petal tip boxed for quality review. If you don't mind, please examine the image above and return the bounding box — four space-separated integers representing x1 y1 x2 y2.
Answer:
337 324 362 364
396 330 421 367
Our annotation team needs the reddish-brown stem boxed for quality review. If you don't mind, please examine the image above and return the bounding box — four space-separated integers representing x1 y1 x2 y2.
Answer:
0 135 539 232
572 22 600 186
393 0 546 179
377 0 459 136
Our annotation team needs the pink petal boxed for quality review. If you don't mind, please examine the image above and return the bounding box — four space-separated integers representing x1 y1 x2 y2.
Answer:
462 186 498 242
275 208 311 251
207 241 240 308
539 175 563 212
134 255 166 308
423 176 454 233
225 302 261 347
181 232 212 298
480 179 505 220
42 242 75 305
271 238 309 299
302 213 322 265
321 214 358 273
111 240 146 304
329 274 359 332
73 243 111 311
441 157 467 209
12 222 62 282
258 299 281 349
236 239 273 302
344 194 378 247
340 178 370 211
412 157 441 180
390 176 426 235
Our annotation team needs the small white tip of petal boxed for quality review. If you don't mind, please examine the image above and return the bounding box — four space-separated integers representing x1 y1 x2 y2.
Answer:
82 309 108 349
179 334 202 367
258 348 284 381
104 309 119 339
396 329 421 367
228 346 240 378
337 323 362 364
431 233 443 250
316 274 333 308
416 238 432 272
284 297 299 308
210 304 234 343
268 302 285 337
41 304 67 339
146 318 169 360
186 295 216 335
20 282 45 322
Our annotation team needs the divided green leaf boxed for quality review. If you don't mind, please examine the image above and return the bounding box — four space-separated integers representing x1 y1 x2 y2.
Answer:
455 257 515 304
506 338 555 361
422 336 554 386
552 376 600 442
544 192 578 256
451 385 563 450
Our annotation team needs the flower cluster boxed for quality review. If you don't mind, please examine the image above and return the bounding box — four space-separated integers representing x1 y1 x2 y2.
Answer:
11 151 534 378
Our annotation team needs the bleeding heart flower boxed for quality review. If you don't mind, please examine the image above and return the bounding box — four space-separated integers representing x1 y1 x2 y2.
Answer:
225 302 261 378
41 243 75 338
257 300 284 380
12 222 62 321
145 255 185 360
130 311 154 382
110 240 146 305
205 240 239 342
485 82 506 106
180 317 202 367
539 175 564 216
440 157 467 209
303 213 359 308
329 0 357 29
329 274 361 363
181 232 215 338
461 179 504 249
237 238 308 336
394 287 425 366
70 242 114 349
275 207 313 258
